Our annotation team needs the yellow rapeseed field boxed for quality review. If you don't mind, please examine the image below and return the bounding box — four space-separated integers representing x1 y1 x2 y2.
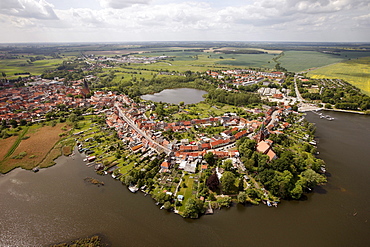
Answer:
308 57 370 96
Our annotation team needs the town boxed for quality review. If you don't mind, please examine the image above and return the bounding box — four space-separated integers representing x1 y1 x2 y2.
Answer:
73 91 324 217
0 62 328 217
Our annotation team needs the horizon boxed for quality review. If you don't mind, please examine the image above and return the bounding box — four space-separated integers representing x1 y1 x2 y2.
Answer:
1 41 370 45
1 0 369 43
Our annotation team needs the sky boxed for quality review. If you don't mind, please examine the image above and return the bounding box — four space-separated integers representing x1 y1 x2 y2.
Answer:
0 0 369 43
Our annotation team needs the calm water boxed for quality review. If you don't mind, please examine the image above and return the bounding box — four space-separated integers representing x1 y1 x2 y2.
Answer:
0 111 369 246
141 88 207 104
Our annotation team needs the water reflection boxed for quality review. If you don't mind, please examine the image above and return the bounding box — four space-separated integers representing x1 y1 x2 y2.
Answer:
141 88 207 104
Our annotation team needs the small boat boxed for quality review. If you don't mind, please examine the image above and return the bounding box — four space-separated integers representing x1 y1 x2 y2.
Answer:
32 167 39 173
267 200 272 207
309 140 317 145
128 185 139 193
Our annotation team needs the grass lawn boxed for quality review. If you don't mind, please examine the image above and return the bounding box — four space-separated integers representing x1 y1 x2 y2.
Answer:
308 56 370 96
172 102 241 120
177 174 196 212
118 163 135 175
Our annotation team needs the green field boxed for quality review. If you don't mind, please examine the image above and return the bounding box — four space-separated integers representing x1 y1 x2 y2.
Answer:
130 52 279 72
308 56 370 96
130 53 231 72
216 53 276 68
278 51 343 72
0 58 65 79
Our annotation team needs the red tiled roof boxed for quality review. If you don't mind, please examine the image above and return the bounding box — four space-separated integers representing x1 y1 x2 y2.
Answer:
256 141 270 154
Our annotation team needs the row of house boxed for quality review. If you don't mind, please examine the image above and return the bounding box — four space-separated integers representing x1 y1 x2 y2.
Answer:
0 82 117 123
207 69 285 87
107 93 295 174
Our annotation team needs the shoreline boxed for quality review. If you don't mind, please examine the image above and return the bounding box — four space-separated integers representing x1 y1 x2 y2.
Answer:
321 108 368 115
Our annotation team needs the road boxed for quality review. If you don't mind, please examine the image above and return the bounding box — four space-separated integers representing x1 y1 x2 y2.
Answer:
294 74 304 102
115 103 171 154
294 74 322 112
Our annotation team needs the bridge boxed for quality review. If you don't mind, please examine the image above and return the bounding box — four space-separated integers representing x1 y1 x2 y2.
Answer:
115 103 172 155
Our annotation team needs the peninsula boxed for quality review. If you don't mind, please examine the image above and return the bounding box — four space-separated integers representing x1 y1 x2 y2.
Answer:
1 42 369 218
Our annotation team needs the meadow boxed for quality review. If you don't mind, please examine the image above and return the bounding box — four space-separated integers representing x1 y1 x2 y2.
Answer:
0 123 68 173
278 51 343 72
138 51 277 70
308 56 370 96
130 53 231 72
0 57 65 79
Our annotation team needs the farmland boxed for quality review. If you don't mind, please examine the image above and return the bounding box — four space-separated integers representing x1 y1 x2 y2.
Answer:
278 51 343 72
308 56 370 95
0 58 65 79
0 123 69 173
135 51 277 70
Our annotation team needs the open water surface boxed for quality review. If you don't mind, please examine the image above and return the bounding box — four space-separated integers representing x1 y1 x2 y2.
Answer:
0 111 369 246
141 88 207 104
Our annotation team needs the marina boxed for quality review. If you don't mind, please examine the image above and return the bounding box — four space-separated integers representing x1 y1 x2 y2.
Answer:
311 110 335 120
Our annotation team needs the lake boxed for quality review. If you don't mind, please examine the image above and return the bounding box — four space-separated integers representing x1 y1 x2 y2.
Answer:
0 111 369 246
141 88 207 104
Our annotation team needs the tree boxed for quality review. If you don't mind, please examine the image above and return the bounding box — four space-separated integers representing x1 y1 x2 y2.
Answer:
325 103 332 109
182 198 204 218
300 169 327 188
10 119 18 128
223 159 233 171
220 171 236 194
19 119 27 126
206 173 219 192
155 103 164 117
238 178 245 191
237 138 257 159
163 201 172 211
69 113 77 122
216 196 232 207
237 192 247 204
124 175 134 185
290 183 303 199
204 152 215 166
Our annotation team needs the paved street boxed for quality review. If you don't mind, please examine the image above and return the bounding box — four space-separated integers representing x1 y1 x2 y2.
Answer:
115 103 171 154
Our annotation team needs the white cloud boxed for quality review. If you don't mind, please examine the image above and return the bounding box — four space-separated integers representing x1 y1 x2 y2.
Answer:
98 0 152 9
0 0 369 42
0 0 58 20
353 13 370 27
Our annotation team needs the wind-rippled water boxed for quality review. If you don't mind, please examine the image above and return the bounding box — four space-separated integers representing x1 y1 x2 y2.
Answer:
0 111 369 246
